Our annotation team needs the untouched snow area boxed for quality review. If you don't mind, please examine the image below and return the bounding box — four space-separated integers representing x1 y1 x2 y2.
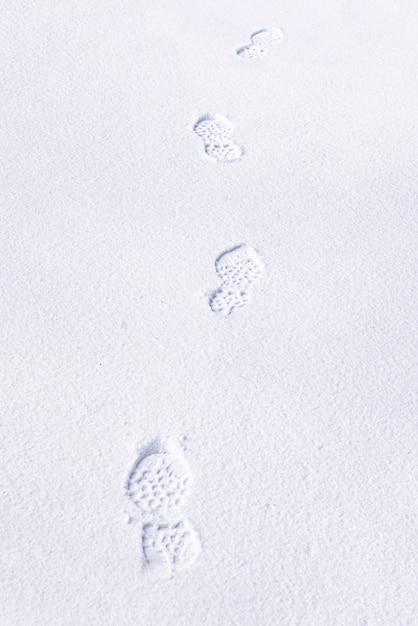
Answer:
1 1 418 624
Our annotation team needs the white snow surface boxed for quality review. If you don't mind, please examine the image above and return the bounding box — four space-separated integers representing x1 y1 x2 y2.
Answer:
1 0 418 624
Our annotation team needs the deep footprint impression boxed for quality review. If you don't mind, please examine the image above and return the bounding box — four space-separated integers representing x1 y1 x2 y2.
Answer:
237 28 284 59
194 114 243 162
209 244 264 316
127 443 201 577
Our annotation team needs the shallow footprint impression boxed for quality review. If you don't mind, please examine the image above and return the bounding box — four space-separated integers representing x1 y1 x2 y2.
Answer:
209 244 264 316
194 114 243 162
127 442 201 578
127 449 192 520
143 519 202 579
237 28 284 59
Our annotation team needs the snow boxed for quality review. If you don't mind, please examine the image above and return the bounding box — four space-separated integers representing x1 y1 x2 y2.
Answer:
1 0 418 624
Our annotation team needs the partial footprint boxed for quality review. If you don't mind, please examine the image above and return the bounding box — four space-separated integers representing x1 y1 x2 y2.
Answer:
215 245 264 291
209 288 250 316
194 114 243 162
127 449 192 520
143 519 201 579
194 115 234 144
209 245 264 316
205 143 243 162
237 28 284 59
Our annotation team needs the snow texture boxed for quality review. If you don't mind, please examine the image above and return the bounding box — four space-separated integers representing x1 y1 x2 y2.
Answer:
1 0 418 624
